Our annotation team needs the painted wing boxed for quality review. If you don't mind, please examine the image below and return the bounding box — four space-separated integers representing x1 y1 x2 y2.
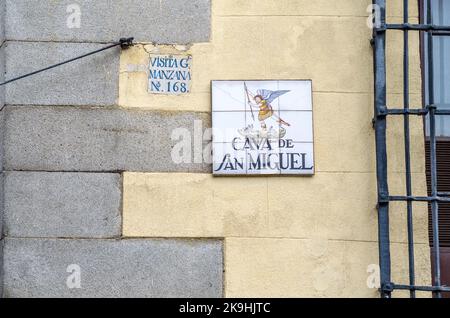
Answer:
257 89 290 104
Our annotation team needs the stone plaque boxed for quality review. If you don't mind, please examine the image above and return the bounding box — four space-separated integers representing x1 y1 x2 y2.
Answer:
212 80 314 176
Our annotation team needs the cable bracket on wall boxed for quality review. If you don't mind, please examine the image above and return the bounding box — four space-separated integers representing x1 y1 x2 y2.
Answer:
0 37 134 87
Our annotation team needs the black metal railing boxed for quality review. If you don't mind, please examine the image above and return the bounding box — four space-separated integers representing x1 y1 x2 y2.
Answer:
372 0 450 298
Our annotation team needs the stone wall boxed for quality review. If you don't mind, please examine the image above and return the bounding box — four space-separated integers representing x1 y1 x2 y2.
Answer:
118 0 430 297
0 0 431 298
0 0 6 297
0 0 222 298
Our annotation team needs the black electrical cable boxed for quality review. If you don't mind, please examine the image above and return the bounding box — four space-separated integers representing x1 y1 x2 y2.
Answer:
0 37 133 87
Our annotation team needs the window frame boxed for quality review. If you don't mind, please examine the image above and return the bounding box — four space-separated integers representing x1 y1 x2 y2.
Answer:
372 0 450 298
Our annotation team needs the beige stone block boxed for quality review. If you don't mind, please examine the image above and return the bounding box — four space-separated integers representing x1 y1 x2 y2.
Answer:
214 0 368 17
387 0 420 22
213 0 418 19
119 16 267 111
387 169 429 245
386 114 426 174
369 92 426 175
386 31 422 95
119 44 212 111
314 92 425 174
123 173 269 238
266 173 377 242
210 17 266 79
224 237 430 298
123 172 429 244
263 16 373 93
119 2 422 110
119 79 426 177
313 92 375 173
267 172 429 244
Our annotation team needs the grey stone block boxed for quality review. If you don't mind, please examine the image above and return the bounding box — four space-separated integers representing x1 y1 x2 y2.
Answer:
0 173 3 239
3 238 223 298
4 172 121 238
0 109 4 170
4 106 211 172
0 239 3 297
0 0 4 46
6 0 211 44
4 41 119 106
0 45 5 110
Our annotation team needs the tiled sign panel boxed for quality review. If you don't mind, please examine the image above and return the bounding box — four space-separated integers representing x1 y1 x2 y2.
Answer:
212 80 314 176
148 54 192 95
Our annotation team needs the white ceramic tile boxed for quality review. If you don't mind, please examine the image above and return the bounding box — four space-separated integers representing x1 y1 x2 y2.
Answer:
212 111 246 143
276 80 313 111
278 111 314 142
244 81 279 93
212 81 247 112
213 142 247 175
246 139 281 175
280 142 315 175
212 80 314 176
212 80 312 112
212 81 279 112
244 81 281 113
244 114 282 139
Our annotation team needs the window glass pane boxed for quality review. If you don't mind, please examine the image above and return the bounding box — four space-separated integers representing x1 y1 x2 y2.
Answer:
433 0 450 136
425 0 450 137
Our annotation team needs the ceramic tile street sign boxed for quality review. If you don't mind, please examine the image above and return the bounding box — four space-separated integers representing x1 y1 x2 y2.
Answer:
212 80 314 176
148 54 192 95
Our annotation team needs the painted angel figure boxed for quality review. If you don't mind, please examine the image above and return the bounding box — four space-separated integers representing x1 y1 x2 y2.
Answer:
246 88 291 129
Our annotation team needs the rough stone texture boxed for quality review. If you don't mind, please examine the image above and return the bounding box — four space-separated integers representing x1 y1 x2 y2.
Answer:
0 128 3 241
0 0 4 46
122 172 429 244
4 41 119 106
4 172 121 238
214 0 419 18
3 238 223 298
4 106 211 172
6 0 211 44
0 173 3 239
0 239 3 297
225 238 431 298
0 0 4 296
0 110 4 171
0 45 4 110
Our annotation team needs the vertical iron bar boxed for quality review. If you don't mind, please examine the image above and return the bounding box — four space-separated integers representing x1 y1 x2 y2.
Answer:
426 0 442 298
438 3 445 135
403 0 416 298
373 0 392 298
